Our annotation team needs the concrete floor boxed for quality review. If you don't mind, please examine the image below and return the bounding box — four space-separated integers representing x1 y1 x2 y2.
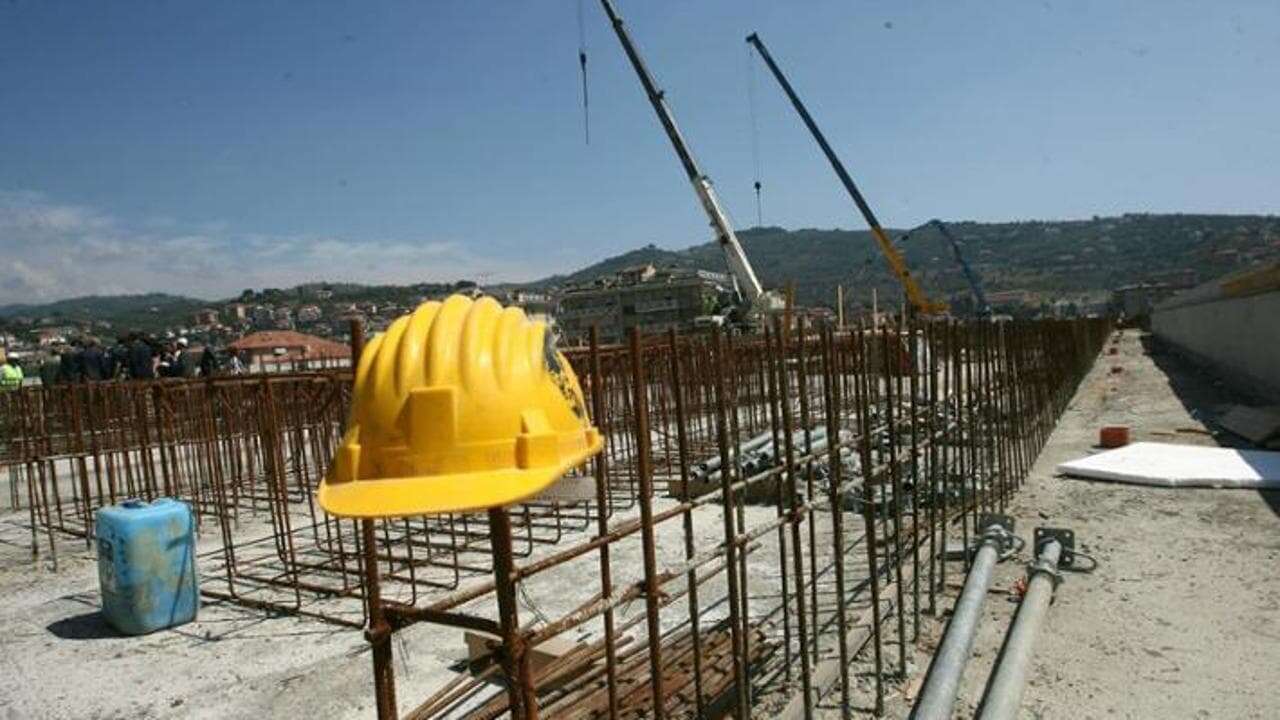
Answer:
0 467 857 718
883 330 1280 719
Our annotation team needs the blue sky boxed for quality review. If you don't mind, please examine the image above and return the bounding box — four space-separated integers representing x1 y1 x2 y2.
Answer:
2 1 1277 302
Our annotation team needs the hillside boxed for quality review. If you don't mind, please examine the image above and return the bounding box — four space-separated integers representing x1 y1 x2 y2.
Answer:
533 244 699 288
0 293 208 334
531 214 1280 311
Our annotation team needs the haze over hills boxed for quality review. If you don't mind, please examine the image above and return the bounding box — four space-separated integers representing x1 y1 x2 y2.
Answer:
2 213 1277 330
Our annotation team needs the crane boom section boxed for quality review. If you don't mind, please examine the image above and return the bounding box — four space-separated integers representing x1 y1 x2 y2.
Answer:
746 32 946 315
929 219 991 315
600 0 764 302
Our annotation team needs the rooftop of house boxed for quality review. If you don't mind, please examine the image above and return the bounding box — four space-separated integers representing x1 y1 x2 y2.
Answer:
227 330 351 357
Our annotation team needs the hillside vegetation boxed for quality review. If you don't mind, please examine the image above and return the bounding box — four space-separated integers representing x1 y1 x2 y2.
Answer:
535 213 1280 310
0 293 207 334
3 213 1276 330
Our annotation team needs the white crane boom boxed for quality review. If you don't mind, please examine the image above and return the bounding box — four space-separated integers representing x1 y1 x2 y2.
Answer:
599 0 765 303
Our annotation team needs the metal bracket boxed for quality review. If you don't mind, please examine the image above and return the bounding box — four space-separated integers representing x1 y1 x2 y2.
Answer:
977 513 1013 536
975 513 1016 559
1034 527 1075 568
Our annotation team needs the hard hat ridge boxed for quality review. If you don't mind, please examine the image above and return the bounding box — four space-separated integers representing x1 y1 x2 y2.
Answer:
319 294 603 518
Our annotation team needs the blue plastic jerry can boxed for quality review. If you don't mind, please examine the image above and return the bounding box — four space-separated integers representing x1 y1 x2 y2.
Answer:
95 498 199 635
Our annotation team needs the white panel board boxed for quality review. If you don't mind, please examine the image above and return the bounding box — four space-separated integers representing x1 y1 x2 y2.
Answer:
1056 442 1280 488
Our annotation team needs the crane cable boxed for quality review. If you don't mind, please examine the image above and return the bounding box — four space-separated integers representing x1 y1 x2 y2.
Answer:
746 42 763 227
577 0 590 145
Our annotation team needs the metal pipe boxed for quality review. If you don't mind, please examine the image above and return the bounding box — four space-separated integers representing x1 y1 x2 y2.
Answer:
977 539 1063 720
910 520 1011 720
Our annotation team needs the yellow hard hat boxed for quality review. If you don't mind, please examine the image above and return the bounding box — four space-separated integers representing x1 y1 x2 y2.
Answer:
319 294 603 518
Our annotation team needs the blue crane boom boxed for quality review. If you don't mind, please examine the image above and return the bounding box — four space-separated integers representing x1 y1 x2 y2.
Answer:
927 219 991 317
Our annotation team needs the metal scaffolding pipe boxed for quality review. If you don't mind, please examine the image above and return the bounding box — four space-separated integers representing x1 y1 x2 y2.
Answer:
910 518 1012 720
977 538 1063 720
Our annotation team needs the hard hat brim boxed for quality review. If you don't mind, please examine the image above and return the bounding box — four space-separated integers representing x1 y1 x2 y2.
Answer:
318 434 603 518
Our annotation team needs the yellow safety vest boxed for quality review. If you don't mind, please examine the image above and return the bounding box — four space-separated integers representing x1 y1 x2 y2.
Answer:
0 364 22 390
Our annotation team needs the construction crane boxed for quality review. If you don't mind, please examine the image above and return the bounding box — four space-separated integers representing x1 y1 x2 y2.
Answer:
903 219 992 317
598 0 783 325
745 32 947 317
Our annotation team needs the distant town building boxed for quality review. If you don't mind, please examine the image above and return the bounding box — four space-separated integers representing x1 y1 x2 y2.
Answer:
228 330 351 372
250 305 274 327
504 290 556 326
227 303 249 321
296 305 323 323
557 264 732 345
35 327 71 346
272 306 294 330
192 308 220 326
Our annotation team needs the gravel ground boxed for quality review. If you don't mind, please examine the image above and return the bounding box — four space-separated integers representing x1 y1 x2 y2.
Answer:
883 330 1280 719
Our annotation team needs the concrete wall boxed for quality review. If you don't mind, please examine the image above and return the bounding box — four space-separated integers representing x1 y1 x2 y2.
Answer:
1152 262 1280 401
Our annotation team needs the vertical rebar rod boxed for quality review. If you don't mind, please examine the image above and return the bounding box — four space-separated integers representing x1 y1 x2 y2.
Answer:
666 329 706 718
880 325 907 677
491 506 539 720
795 317 820 665
350 320 398 720
764 326 793 684
853 323 885 716
820 327 852 720
587 327 621 720
710 327 752 719
907 318 921 641
775 317 815 717
725 333 754 684
627 328 667 720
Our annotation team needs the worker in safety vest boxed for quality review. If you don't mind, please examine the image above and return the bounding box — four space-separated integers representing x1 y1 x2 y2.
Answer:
0 351 23 391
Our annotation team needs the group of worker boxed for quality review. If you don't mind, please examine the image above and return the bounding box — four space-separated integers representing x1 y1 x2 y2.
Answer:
0 334 247 389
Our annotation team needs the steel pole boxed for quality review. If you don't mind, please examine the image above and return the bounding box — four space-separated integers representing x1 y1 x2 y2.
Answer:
910 522 1009 720
977 539 1063 720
